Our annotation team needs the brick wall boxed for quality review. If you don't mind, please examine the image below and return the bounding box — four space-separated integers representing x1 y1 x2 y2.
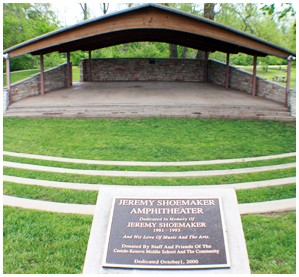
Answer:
9 64 69 104
80 58 206 82
209 60 287 104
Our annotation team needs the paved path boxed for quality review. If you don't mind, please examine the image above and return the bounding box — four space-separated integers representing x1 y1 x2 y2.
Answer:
3 151 296 166
4 161 295 178
3 195 296 215
3 175 296 191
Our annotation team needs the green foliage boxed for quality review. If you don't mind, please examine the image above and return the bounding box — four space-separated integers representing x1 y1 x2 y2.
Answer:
3 3 60 70
70 51 87 66
9 55 39 71
4 3 60 49
3 3 296 69
43 53 65 69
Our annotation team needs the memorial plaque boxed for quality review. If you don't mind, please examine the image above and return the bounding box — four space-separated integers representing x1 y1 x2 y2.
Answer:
103 197 230 269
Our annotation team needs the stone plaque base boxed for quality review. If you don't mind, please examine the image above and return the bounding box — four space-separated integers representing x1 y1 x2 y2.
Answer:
83 186 251 274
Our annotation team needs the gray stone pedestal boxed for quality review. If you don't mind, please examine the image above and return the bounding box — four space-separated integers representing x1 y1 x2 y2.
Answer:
83 186 251 274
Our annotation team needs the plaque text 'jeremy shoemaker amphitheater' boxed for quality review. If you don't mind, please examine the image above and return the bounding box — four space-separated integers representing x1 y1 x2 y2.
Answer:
103 198 230 269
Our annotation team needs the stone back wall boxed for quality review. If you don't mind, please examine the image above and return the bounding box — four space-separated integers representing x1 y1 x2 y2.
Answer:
209 60 287 104
9 63 68 104
80 58 206 82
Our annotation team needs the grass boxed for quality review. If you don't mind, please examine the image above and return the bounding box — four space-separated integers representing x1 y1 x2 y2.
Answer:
3 182 295 205
3 118 296 161
3 155 296 172
3 182 98 204
3 207 93 274
242 212 296 273
236 184 296 203
236 65 296 89
3 167 295 186
3 69 40 87
3 117 296 274
3 207 296 274
3 67 80 87
72 66 80 81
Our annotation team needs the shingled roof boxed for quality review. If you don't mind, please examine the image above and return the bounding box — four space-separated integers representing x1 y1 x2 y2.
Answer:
4 4 296 59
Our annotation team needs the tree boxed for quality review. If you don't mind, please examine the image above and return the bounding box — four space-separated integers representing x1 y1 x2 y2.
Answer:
79 3 89 20
3 3 60 49
100 3 109 15
204 3 216 20
260 3 296 20
196 3 216 59
3 3 61 70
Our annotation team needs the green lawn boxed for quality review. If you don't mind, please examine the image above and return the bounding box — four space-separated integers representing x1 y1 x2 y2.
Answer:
3 67 80 87
3 69 40 87
242 212 296 274
3 207 296 274
72 66 80 81
236 65 296 89
3 117 296 274
3 182 295 205
3 118 296 161
3 167 295 186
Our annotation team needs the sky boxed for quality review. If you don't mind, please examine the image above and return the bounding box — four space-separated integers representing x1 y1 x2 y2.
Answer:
48 1 298 28
51 2 128 27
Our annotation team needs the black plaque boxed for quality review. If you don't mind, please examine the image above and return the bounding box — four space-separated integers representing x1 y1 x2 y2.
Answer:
103 198 230 269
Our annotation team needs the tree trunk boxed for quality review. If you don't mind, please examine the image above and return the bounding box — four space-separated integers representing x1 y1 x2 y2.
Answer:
196 3 216 59
204 3 216 20
79 3 88 20
182 47 187 59
100 3 109 15
169 44 178 58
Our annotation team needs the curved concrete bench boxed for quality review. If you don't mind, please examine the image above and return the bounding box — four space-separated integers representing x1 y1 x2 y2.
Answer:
3 161 296 178
3 175 296 191
3 195 296 215
3 151 296 167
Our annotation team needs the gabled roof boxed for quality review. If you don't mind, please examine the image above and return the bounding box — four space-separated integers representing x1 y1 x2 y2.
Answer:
4 4 295 59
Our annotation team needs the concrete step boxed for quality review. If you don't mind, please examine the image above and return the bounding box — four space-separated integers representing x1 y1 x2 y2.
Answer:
5 104 293 121
8 103 290 111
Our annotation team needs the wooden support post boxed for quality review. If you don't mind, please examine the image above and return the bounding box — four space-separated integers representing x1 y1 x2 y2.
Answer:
205 51 209 82
225 53 230 88
252 55 257 96
88 50 92 81
285 56 293 107
40 54 45 95
5 54 11 92
67 52 72 87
